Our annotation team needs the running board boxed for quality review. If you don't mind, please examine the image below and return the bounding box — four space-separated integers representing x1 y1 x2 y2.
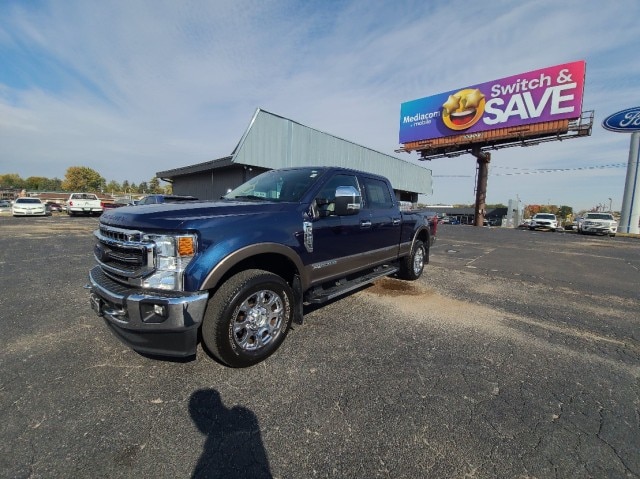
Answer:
304 265 399 304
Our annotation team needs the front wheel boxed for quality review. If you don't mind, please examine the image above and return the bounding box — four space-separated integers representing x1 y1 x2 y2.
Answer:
202 269 294 368
398 239 425 281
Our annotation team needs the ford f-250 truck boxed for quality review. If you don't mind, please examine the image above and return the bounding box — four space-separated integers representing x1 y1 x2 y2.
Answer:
88 166 436 367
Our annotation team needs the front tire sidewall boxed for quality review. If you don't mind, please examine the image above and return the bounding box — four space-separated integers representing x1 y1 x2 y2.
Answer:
202 269 293 368
398 239 425 281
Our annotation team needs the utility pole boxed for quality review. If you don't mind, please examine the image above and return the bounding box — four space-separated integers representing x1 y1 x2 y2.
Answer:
472 147 490 227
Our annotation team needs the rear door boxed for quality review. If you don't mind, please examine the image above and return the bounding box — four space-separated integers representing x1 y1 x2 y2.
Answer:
357 175 401 264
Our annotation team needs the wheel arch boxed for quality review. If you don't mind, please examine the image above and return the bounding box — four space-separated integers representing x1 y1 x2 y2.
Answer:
199 243 306 294
413 226 431 263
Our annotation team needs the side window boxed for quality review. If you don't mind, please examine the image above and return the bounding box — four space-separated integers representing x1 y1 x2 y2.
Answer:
361 177 394 209
316 174 360 216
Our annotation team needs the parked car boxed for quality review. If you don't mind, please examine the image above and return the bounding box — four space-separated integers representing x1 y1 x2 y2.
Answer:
101 199 135 210
529 213 558 231
137 194 199 205
46 202 64 212
66 193 103 216
579 212 617 236
12 198 47 216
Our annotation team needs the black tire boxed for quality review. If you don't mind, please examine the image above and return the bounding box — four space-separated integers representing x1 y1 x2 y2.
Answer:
398 239 425 281
202 269 293 368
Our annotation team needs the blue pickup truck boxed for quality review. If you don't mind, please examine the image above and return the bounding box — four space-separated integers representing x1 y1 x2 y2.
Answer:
89 166 437 367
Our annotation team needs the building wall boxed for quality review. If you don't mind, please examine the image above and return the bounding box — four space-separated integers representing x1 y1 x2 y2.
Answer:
171 166 268 199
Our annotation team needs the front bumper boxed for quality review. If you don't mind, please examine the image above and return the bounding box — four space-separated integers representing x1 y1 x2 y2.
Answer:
12 209 46 216
530 222 557 229
88 266 209 357
582 224 616 234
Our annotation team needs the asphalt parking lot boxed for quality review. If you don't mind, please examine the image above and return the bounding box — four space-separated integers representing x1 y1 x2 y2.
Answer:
1 215 639 478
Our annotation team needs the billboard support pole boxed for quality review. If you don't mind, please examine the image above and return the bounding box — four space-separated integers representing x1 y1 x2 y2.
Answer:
473 148 490 227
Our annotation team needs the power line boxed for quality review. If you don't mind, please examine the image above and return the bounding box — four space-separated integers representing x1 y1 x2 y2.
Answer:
433 163 627 178
492 163 627 176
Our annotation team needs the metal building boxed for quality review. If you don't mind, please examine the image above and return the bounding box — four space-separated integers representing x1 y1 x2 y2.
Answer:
157 109 433 202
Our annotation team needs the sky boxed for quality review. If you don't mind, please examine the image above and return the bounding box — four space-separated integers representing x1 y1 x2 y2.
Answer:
1 0 639 212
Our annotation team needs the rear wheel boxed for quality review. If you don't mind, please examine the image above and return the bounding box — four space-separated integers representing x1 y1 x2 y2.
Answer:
398 239 425 281
202 269 293 368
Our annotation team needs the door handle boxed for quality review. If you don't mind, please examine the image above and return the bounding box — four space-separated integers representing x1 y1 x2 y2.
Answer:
392 218 401 226
360 220 372 228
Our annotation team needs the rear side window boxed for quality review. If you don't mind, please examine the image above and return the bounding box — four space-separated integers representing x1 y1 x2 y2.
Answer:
361 177 394 209
71 193 98 200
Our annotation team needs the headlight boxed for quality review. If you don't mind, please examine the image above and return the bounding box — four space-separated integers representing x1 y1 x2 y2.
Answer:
141 233 197 290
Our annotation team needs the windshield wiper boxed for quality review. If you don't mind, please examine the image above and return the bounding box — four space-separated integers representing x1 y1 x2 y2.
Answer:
230 195 268 201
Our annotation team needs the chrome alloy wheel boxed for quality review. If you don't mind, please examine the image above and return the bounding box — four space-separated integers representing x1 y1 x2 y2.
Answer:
233 289 285 351
413 245 425 276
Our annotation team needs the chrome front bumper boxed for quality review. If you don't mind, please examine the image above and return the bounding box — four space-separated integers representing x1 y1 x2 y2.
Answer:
88 266 209 357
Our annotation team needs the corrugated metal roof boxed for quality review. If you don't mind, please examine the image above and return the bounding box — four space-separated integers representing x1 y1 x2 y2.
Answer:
232 109 432 194
156 109 432 195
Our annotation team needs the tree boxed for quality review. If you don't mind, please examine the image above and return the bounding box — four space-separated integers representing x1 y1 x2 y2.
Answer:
524 204 541 217
149 177 161 193
25 176 50 191
557 205 573 219
0 173 25 189
138 181 148 194
62 167 105 192
106 180 121 195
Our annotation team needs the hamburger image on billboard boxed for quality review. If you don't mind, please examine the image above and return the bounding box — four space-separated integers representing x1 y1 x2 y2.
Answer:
399 60 586 144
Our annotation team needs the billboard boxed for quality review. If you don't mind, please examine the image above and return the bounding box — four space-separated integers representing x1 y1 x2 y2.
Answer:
399 60 586 145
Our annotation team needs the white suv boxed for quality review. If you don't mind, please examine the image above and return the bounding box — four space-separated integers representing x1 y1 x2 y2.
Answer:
579 212 617 237
529 213 558 231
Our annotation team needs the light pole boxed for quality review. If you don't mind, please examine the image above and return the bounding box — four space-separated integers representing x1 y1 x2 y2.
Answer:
608 197 612 212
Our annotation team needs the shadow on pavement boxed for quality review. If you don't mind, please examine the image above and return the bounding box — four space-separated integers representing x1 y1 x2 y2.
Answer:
189 388 272 479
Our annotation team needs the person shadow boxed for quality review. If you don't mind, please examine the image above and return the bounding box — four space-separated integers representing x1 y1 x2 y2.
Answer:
189 388 273 479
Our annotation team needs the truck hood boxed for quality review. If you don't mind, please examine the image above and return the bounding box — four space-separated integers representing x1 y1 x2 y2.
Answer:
99 200 293 231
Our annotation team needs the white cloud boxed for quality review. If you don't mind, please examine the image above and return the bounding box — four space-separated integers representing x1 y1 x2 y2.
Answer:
0 0 639 210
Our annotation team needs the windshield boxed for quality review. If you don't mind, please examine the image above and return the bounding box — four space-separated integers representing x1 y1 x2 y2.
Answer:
535 214 556 220
224 168 327 202
585 213 613 220
16 198 42 204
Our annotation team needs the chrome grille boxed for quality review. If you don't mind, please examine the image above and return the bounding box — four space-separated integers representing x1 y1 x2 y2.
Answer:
94 225 155 284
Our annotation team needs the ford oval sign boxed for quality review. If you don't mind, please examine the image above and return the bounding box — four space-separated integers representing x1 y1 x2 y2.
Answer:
602 107 640 132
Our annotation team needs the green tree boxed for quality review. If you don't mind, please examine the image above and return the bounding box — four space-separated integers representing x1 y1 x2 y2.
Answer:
138 181 148 194
106 180 121 195
25 176 50 191
46 177 63 191
62 166 105 192
0 173 25 189
149 177 160 193
557 205 573 219
122 180 130 193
